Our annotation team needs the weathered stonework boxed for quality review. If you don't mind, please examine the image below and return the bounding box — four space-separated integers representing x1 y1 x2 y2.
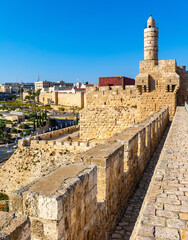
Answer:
80 85 139 140
0 212 31 240
0 106 169 239
10 165 97 240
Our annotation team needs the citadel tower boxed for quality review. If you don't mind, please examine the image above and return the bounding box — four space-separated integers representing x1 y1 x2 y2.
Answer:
144 15 158 61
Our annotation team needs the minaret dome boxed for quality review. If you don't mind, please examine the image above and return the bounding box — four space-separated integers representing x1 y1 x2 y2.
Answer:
147 15 155 28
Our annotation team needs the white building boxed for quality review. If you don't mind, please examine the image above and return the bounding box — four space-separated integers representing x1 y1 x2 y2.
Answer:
0 84 12 93
35 81 53 91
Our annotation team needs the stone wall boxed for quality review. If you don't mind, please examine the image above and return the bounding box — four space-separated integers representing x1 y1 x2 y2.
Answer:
18 125 79 147
80 106 169 238
136 59 180 92
9 165 97 240
84 85 138 107
138 91 176 121
0 211 31 240
0 107 169 240
29 139 97 153
58 92 84 108
39 92 58 105
134 59 184 121
23 91 85 108
177 66 188 105
80 85 139 140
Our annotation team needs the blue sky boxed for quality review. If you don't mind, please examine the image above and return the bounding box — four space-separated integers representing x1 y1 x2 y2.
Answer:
0 0 188 84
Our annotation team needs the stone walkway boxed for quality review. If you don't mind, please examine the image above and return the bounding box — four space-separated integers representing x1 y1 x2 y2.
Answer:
130 107 188 239
109 120 170 239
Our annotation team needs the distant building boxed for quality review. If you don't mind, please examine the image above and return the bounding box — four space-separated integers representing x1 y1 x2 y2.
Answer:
35 80 73 92
0 84 11 93
99 76 135 89
35 80 53 91
54 81 73 89
21 83 35 92
1 82 35 93
0 111 25 123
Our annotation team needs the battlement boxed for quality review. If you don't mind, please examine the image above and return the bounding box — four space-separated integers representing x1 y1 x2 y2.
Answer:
18 125 80 147
86 85 138 107
30 138 97 152
86 84 136 94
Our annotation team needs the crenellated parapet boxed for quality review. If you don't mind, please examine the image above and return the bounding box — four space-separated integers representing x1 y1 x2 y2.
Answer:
85 85 138 107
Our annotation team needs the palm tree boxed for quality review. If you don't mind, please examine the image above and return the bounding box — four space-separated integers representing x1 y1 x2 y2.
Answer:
35 89 41 103
27 89 33 102
32 91 36 103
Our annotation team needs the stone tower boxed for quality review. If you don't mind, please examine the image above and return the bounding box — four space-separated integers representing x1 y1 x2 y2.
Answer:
144 15 158 61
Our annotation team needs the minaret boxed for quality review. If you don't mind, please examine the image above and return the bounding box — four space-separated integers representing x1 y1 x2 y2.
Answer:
144 15 158 61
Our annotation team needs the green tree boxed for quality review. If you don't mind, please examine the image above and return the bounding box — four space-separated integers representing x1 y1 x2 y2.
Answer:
2 131 11 143
27 89 33 98
19 123 30 129
32 91 36 103
10 127 17 133
0 120 5 137
0 120 5 129
20 87 24 100
25 95 30 101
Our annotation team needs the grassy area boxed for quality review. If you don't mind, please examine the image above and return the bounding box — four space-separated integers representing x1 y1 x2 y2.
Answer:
0 100 52 111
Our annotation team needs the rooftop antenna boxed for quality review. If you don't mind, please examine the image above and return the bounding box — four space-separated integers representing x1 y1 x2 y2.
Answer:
37 72 40 82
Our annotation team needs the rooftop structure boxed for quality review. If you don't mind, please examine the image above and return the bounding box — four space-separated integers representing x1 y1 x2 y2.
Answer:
99 76 135 89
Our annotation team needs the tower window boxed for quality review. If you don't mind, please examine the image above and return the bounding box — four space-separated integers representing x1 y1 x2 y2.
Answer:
149 25 151 28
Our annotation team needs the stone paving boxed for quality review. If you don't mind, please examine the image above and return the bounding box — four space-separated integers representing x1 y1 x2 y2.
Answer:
130 107 188 239
109 117 170 240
